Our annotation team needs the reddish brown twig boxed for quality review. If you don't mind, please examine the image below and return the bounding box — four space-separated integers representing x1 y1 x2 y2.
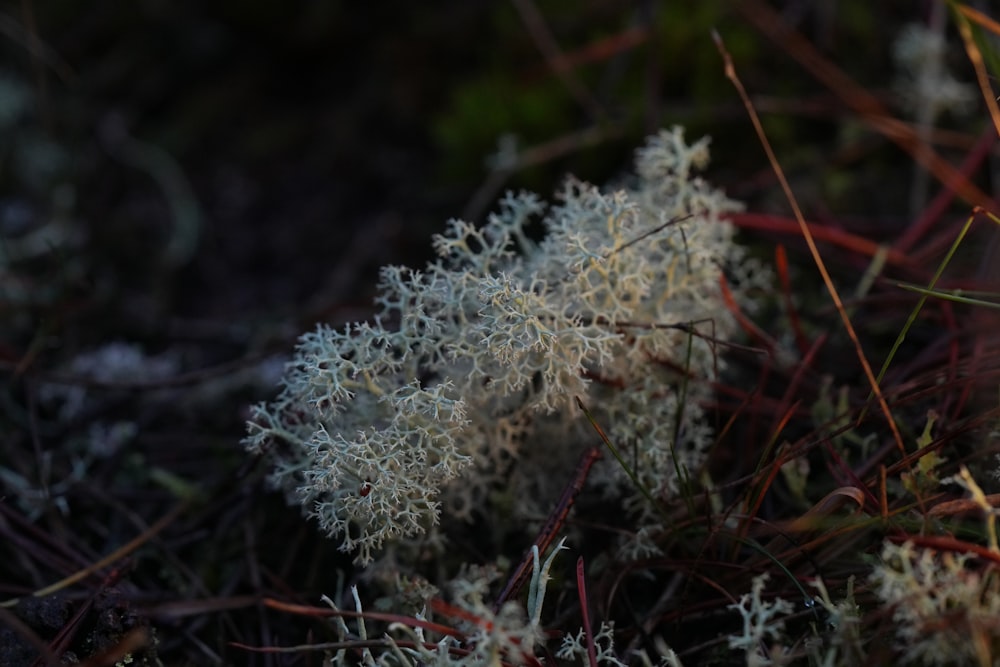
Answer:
576 557 598 667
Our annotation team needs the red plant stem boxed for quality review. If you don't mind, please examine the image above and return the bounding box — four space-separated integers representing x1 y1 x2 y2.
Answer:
728 213 911 267
775 244 810 357
262 597 463 639
492 446 602 613
893 534 1000 565
576 557 598 667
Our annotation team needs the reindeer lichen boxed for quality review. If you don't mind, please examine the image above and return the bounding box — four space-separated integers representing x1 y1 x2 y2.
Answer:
243 127 767 564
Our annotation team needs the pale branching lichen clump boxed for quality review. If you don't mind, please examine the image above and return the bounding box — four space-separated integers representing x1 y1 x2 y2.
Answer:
727 574 795 667
558 621 630 666
892 22 976 121
244 126 767 564
323 568 544 667
869 540 1000 665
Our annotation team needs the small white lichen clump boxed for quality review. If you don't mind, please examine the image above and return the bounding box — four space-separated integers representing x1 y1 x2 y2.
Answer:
892 22 976 121
869 540 1000 665
727 574 795 667
244 127 766 564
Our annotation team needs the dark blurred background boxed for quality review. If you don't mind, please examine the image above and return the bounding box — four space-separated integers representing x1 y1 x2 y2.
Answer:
2 0 907 344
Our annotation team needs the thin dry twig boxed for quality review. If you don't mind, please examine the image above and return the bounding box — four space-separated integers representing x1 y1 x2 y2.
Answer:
711 31 909 468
